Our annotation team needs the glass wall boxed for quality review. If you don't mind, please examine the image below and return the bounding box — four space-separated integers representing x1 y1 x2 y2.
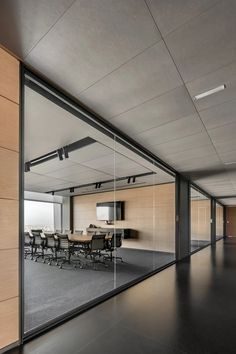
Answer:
23 82 176 335
190 187 211 252
216 203 224 240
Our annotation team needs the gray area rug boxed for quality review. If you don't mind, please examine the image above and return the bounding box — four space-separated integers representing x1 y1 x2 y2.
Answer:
24 248 175 332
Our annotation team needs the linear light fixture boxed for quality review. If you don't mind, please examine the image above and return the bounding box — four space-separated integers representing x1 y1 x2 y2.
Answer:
224 161 236 165
194 84 226 101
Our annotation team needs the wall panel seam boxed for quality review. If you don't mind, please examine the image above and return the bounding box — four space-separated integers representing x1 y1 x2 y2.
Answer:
0 296 19 304
0 93 19 106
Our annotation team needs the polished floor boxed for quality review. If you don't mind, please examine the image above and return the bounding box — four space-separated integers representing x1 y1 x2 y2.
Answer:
8 237 236 354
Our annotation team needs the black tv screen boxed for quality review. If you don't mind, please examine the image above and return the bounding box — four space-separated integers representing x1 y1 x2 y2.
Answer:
96 201 124 221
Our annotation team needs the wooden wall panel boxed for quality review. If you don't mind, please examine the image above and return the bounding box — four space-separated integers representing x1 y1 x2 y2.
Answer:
0 95 19 151
0 147 19 200
226 207 236 237
0 47 19 351
74 183 175 252
191 199 211 241
216 205 224 237
0 199 19 249
0 250 19 302
0 298 19 349
0 48 19 104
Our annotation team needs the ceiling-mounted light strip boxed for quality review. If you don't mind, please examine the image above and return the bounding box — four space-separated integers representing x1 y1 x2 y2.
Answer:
194 84 226 101
224 161 236 165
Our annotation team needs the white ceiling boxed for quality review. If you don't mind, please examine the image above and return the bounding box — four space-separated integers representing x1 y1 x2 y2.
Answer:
1 0 236 203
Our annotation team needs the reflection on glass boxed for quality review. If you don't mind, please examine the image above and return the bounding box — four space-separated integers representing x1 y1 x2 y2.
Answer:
23 84 176 335
216 203 224 239
190 187 211 252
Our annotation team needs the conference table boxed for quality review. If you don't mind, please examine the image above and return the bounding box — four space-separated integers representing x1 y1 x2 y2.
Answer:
68 233 112 244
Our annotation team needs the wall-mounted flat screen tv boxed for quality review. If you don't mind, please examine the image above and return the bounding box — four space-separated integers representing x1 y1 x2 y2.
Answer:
96 201 124 221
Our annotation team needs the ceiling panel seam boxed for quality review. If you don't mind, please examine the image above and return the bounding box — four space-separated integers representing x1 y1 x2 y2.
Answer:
159 0 222 38
24 0 78 59
143 0 233 189
77 39 162 96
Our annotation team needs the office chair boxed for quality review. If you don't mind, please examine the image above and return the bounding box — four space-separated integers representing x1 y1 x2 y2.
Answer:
32 233 45 262
43 233 59 265
57 235 82 269
84 234 107 269
104 233 123 262
24 232 34 259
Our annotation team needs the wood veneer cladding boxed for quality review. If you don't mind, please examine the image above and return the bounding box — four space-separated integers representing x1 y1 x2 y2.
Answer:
74 184 175 252
0 249 19 302
0 199 19 249
0 47 19 351
0 298 19 349
0 147 19 200
0 95 19 151
191 199 211 240
0 47 19 104
226 207 236 236
216 205 224 236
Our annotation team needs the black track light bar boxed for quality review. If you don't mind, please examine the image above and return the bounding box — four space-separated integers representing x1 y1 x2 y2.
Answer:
47 171 155 195
24 137 96 172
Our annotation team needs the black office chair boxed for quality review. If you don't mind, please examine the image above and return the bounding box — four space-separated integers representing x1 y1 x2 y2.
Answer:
85 234 107 269
32 232 45 262
43 233 59 265
104 233 123 262
24 232 34 259
57 235 82 269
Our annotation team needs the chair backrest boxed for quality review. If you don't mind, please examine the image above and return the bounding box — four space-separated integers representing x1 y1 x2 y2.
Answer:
24 232 31 245
58 235 70 250
87 230 96 235
74 230 83 235
44 233 57 248
31 229 42 236
34 234 44 246
91 234 105 251
111 233 122 248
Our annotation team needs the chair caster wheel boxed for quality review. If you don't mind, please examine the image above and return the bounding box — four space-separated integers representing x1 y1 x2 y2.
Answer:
48 262 51 265
59 265 62 269
34 259 37 262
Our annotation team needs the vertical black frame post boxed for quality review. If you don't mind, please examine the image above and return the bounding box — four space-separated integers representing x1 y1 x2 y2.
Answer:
223 205 227 238
175 175 190 260
211 199 216 244
19 63 25 343
70 196 74 233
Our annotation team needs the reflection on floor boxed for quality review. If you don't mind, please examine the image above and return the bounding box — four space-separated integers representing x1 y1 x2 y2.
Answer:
24 248 175 332
191 239 210 252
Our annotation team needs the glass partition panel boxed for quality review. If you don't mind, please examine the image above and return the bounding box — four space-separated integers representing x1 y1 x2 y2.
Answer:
113 139 176 289
190 187 211 252
23 80 176 336
216 203 224 240
24 85 117 333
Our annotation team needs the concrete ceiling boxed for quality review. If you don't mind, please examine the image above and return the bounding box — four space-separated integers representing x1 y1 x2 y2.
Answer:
24 87 174 195
1 0 236 203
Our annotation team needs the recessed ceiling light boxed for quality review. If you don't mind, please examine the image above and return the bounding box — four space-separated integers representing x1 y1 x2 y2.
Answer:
194 84 226 101
224 161 236 165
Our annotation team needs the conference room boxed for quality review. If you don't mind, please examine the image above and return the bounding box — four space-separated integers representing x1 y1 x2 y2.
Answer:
23 76 176 335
